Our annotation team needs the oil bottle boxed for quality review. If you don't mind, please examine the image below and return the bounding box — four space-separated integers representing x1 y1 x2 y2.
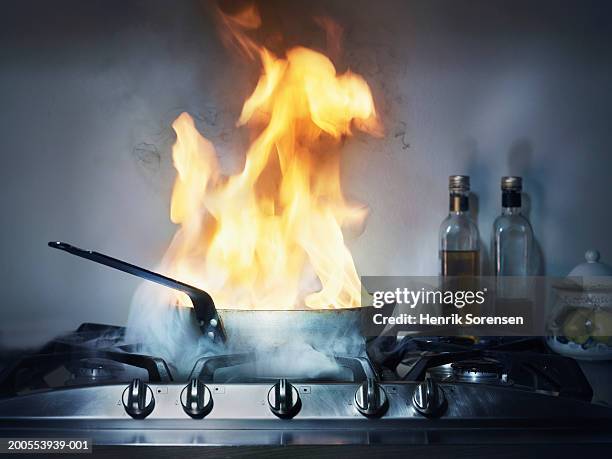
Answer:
439 175 480 276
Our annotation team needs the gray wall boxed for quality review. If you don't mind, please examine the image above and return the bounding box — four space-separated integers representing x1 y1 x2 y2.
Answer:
1 0 611 347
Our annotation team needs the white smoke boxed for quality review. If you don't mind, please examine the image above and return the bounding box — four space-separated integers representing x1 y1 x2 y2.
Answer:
125 282 224 378
125 281 365 380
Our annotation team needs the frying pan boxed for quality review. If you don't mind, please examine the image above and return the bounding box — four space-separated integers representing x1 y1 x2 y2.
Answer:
48 241 368 349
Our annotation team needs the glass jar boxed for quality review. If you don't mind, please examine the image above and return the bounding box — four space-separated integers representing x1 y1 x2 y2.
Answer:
546 250 612 360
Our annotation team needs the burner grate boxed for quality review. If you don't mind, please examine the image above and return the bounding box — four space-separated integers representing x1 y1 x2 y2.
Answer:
189 353 376 383
0 324 173 396
368 336 593 401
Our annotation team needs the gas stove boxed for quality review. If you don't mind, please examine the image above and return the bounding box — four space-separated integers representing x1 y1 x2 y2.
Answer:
0 325 611 447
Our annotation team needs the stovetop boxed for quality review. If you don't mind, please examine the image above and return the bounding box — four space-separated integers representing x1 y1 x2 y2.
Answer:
0 324 611 446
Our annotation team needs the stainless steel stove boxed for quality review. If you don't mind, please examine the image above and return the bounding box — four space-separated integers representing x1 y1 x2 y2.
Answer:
1 326 611 448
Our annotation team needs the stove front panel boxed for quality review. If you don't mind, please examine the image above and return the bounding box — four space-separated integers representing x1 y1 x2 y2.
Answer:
0 382 611 446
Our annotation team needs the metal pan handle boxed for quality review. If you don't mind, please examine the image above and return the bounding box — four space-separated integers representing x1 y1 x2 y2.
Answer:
48 241 226 342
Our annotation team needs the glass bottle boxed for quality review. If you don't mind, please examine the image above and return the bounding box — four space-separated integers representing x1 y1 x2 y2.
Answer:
439 175 480 276
492 176 534 276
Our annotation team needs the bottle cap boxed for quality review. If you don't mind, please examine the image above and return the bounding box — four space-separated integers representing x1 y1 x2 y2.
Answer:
449 175 470 192
501 176 522 191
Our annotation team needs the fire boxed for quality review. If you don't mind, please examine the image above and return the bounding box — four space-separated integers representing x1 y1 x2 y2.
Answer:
160 6 381 310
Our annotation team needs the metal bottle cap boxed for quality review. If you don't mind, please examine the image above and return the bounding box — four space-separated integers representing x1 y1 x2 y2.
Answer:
501 176 522 191
449 175 470 193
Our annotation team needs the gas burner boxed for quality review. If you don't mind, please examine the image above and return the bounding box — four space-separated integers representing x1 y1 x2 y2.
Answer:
427 359 511 385
66 358 124 386
384 337 592 400
424 358 510 386
0 325 173 396
450 359 509 385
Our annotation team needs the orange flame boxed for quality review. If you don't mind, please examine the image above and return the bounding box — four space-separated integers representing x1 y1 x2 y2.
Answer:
161 7 381 310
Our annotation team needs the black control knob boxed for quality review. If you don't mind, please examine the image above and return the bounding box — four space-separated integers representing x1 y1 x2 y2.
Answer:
268 379 301 419
180 379 213 418
412 378 446 417
354 378 388 418
122 378 155 419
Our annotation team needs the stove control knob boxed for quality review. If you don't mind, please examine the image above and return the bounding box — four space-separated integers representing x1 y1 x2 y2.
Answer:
180 378 213 418
122 378 155 419
354 378 388 418
268 379 301 419
412 378 446 417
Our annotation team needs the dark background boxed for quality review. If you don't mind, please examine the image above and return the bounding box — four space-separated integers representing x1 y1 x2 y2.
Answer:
1 0 612 347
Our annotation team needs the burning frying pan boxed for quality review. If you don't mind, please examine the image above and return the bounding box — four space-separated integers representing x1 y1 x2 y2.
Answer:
48 242 367 349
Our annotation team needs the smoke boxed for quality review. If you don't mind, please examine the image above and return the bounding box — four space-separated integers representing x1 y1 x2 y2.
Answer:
126 281 365 380
249 332 365 381
125 282 225 378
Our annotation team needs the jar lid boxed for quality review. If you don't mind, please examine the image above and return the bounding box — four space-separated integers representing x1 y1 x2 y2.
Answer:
565 250 612 290
568 250 612 277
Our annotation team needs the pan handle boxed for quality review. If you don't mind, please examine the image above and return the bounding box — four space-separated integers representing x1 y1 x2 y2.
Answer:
48 241 226 343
